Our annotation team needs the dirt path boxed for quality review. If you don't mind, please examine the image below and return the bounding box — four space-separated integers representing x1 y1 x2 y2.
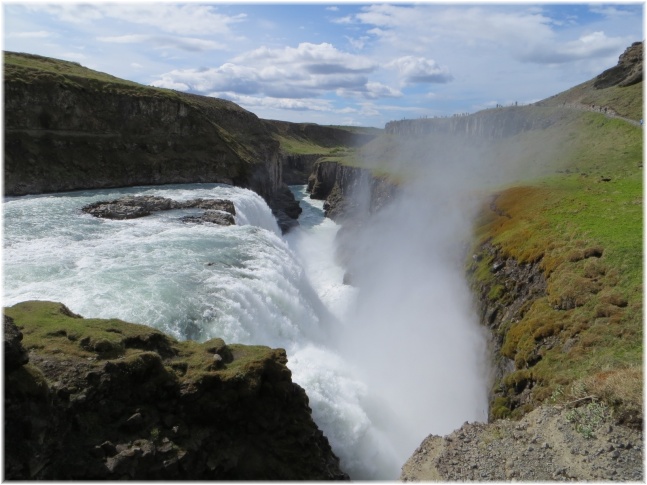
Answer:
541 101 641 127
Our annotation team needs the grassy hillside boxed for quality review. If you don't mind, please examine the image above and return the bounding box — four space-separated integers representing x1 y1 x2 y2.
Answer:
5 51 271 117
263 119 380 160
541 78 643 121
470 110 642 422
5 51 179 100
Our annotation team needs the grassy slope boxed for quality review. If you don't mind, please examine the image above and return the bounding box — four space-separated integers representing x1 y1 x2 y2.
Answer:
5 51 178 99
5 51 259 115
470 105 642 420
542 78 643 121
269 123 380 160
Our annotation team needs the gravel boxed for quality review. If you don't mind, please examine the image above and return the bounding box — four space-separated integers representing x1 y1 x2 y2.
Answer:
401 404 643 481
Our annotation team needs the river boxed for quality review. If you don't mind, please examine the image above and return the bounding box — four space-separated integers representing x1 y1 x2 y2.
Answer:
3 183 488 479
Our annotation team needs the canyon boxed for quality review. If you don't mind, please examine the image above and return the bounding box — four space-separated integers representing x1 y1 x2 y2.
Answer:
4 43 643 480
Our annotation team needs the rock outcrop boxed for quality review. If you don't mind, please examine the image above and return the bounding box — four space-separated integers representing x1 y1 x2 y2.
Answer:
401 404 643 481
4 300 348 480
4 52 300 231
594 41 643 89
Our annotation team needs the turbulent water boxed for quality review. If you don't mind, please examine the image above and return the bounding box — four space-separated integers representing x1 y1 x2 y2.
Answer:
4 183 487 479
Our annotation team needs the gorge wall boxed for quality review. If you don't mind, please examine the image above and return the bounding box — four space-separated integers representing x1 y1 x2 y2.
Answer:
4 301 348 480
307 160 397 220
384 105 570 139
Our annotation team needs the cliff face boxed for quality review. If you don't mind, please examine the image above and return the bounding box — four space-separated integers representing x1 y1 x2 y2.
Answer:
281 153 324 185
4 52 298 226
468 241 548 420
307 160 397 220
4 300 347 480
384 106 569 139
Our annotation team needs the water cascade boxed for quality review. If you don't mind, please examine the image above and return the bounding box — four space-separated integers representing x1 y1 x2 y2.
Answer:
4 182 488 479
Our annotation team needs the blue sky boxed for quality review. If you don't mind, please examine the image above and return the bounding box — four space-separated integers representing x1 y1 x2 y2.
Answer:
3 2 643 127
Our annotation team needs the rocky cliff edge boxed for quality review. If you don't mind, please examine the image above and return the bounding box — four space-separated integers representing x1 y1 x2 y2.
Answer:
4 300 347 480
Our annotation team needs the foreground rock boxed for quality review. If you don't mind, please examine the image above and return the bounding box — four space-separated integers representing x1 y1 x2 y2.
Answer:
401 404 643 481
82 196 236 226
4 301 347 480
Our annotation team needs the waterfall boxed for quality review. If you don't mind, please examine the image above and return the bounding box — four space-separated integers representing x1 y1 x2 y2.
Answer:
4 181 489 479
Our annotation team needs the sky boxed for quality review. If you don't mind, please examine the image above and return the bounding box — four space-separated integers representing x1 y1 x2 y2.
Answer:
3 1 644 127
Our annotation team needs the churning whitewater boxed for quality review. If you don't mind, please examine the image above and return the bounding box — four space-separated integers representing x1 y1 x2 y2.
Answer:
4 183 487 479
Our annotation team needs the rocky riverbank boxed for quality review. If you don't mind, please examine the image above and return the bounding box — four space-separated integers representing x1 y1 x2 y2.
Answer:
4 301 348 480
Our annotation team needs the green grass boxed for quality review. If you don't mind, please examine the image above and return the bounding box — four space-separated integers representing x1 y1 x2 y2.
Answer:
4 51 179 99
324 125 383 136
5 51 143 86
542 78 643 121
4 51 247 115
273 134 351 156
5 300 282 386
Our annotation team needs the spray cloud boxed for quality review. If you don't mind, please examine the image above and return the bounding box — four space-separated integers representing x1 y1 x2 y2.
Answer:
330 124 553 466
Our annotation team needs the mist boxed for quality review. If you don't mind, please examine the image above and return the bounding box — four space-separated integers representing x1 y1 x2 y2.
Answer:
329 129 542 464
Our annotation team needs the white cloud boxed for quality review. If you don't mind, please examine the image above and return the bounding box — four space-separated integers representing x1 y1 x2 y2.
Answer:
27 4 246 36
61 52 87 60
234 42 376 73
150 42 394 101
518 31 627 64
150 77 190 91
346 4 630 66
387 56 453 84
589 5 634 18
208 92 335 112
346 35 369 51
364 82 402 99
331 15 356 25
7 30 54 39
326 6 340 12
97 34 225 52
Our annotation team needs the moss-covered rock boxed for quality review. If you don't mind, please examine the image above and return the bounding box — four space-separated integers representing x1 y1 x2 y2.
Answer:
4 300 347 480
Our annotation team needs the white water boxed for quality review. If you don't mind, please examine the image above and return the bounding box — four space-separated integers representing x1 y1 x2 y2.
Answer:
3 182 488 479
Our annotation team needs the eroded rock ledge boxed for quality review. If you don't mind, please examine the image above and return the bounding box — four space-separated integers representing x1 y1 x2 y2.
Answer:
4 301 348 480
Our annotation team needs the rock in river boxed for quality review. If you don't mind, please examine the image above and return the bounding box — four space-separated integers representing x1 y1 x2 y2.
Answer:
82 196 236 226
